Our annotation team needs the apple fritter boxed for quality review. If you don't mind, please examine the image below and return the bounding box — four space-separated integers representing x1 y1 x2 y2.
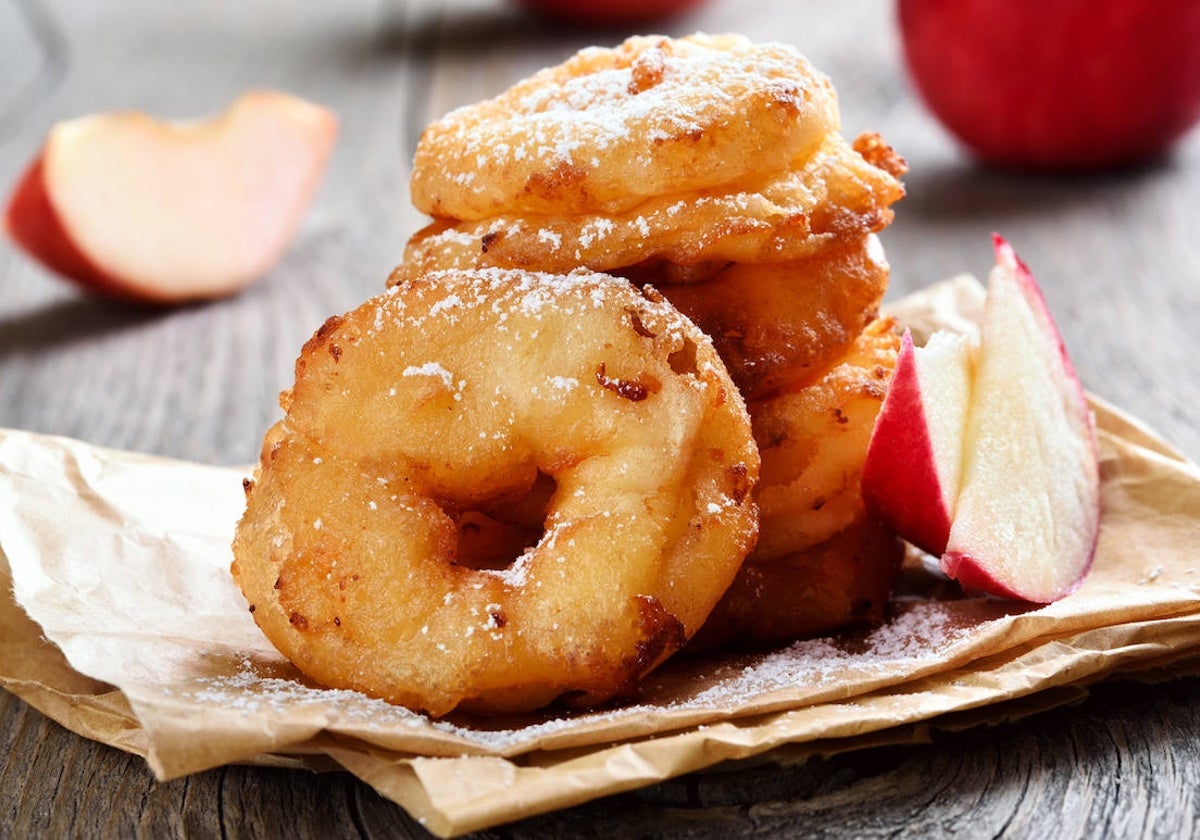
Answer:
232 268 759 716
394 133 904 283
410 33 839 220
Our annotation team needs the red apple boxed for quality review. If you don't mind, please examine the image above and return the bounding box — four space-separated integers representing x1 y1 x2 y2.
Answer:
898 0 1200 170
4 90 337 305
863 236 1101 602
862 327 972 557
513 0 706 27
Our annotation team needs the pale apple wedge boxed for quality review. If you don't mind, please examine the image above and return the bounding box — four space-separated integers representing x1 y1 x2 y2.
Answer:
940 236 1101 602
4 90 337 304
862 327 973 556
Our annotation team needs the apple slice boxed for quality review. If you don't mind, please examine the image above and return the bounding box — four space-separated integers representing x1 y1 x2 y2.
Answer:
941 236 1100 601
863 237 1101 602
4 90 337 304
862 327 973 556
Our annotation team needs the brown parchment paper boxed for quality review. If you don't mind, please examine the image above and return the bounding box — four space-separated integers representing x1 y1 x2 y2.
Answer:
2 278 1200 837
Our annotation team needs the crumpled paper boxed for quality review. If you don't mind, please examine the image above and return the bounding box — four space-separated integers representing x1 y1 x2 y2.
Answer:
2 278 1199 838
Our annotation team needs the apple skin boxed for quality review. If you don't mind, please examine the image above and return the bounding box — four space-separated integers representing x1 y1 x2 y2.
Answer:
864 236 1100 603
5 154 112 290
514 0 705 27
861 328 971 557
898 0 1200 170
940 236 1101 602
3 90 337 305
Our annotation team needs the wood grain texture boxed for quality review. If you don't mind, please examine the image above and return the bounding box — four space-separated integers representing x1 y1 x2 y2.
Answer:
6 678 1200 839
2 0 1199 837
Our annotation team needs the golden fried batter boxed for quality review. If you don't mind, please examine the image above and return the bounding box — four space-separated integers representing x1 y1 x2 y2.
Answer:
411 34 839 220
654 235 890 400
397 33 909 654
689 510 902 652
751 318 898 561
232 269 759 716
394 133 904 283
692 319 902 651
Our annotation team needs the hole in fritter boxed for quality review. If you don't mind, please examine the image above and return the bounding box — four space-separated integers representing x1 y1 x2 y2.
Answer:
668 336 699 376
451 472 557 572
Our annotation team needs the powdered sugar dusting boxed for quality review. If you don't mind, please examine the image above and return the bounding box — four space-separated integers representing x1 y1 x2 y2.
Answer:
171 599 999 756
680 602 980 707
482 550 532 588
244 265 753 728
402 361 454 388
547 375 579 394
411 33 837 218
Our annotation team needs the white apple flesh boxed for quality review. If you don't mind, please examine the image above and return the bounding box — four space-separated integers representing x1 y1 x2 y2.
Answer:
4 90 337 304
941 238 1100 602
862 327 972 557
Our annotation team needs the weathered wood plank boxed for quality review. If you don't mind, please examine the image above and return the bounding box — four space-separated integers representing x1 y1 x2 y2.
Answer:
4 678 1200 837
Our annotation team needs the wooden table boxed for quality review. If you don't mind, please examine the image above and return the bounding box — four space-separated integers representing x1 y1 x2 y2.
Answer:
3 0 1198 836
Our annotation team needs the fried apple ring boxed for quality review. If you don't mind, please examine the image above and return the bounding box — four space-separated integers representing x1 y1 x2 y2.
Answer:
653 235 890 400
753 319 897 561
750 317 898 563
231 268 759 716
394 132 904 283
411 33 838 220
689 510 903 651
690 319 901 651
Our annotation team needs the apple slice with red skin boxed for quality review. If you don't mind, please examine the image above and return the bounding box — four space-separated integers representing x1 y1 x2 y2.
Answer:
4 90 337 305
861 327 972 557
942 237 1100 601
863 236 1100 602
